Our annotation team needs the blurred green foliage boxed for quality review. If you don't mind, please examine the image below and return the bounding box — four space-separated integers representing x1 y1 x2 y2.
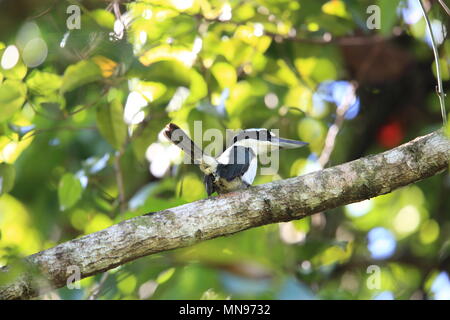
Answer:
0 0 449 300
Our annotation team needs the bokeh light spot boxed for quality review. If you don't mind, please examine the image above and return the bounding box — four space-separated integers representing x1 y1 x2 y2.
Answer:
431 272 450 300
124 91 147 125
368 227 396 260
1 45 20 69
22 37 48 67
345 199 373 218
393 205 420 235
264 92 279 109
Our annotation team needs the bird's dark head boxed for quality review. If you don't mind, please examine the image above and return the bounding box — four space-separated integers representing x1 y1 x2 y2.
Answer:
230 128 308 154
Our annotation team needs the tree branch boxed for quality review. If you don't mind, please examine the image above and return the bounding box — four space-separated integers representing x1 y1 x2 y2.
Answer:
437 0 450 17
1 130 449 300
419 0 447 125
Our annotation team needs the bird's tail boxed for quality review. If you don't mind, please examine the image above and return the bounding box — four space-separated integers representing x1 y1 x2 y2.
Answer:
163 123 216 173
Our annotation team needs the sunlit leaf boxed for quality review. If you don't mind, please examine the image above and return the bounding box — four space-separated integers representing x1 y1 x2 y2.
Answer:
90 9 115 29
0 163 16 195
446 114 450 138
234 3 255 21
211 62 237 89
187 70 207 103
96 98 127 150
295 57 337 82
285 85 313 113
133 80 167 102
84 213 113 234
297 117 326 153
139 44 194 67
0 55 27 80
128 60 192 86
117 274 137 294
322 0 350 19
58 173 83 211
266 59 298 87
60 60 102 93
156 267 176 284
0 80 27 122
26 70 62 96
378 0 401 36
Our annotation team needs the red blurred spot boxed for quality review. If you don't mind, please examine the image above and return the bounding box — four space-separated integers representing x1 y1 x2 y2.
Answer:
377 121 404 148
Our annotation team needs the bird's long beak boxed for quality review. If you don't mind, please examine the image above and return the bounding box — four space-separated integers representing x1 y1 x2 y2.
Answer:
272 137 308 149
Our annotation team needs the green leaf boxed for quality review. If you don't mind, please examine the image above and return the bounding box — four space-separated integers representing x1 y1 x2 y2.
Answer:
211 62 237 89
378 0 401 36
96 98 127 149
297 117 326 154
128 60 192 86
322 0 351 19
234 3 255 21
446 115 450 138
58 173 83 211
0 54 27 80
0 163 16 195
26 70 62 96
32 92 66 110
0 80 27 122
60 60 102 93
90 9 115 29
156 267 176 284
187 70 207 104
432 58 450 81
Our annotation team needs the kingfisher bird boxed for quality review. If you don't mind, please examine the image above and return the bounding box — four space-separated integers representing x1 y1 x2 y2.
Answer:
163 123 308 196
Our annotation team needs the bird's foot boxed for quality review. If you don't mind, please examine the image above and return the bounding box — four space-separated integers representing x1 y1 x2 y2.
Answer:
216 191 239 198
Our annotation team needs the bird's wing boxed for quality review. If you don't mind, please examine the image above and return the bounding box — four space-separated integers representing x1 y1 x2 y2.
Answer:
216 146 255 182
241 156 257 185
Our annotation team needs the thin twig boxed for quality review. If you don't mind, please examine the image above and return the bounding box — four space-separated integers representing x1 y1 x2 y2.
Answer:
318 82 358 168
113 0 123 23
418 0 447 125
26 1 57 20
67 87 109 116
310 82 358 236
437 0 450 16
114 148 127 213
27 99 65 121
87 146 127 300
87 272 109 300
21 125 96 141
